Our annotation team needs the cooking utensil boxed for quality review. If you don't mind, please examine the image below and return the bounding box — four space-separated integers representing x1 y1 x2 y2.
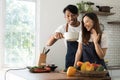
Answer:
45 49 50 54
42 47 46 53
96 6 113 12
63 32 79 41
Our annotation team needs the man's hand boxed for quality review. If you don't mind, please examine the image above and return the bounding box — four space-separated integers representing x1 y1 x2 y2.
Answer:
46 32 64 46
53 32 64 39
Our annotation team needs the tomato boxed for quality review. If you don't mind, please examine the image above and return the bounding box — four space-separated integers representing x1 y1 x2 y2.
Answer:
33 68 42 72
92 63 100 70
45 67 51 71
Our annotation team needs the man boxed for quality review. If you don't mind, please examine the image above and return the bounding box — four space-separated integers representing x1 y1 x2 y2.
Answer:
46 4 81 70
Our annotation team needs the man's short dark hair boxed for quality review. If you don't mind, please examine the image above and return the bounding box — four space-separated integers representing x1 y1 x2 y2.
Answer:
63 4 78 14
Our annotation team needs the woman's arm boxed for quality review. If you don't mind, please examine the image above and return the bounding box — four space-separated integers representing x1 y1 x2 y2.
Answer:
94 42 107 59
91 29 107 59
74 43 82 67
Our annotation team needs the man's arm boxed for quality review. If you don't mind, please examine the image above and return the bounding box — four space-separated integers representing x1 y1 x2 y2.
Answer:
46 35 58 46
46 32 64 46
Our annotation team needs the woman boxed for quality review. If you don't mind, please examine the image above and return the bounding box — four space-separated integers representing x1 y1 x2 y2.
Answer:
74 12 109 74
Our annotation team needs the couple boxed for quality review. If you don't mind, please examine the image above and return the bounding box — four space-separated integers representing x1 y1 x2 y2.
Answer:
46 4 108 73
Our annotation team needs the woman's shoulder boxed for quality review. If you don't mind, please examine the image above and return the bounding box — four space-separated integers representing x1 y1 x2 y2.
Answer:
101 32 107 38
101 32 108 48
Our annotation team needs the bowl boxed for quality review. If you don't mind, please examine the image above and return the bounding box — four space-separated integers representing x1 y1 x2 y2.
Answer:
63 32 79 41
47 64 58 71
49 66 57 71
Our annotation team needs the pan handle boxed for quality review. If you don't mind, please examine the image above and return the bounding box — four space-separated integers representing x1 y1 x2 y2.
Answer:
96 5 100 8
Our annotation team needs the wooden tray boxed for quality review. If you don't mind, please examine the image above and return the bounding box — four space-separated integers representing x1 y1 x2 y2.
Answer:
77 70 108 77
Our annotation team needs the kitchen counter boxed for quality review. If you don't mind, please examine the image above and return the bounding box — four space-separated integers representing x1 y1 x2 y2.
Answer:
5 69 111 80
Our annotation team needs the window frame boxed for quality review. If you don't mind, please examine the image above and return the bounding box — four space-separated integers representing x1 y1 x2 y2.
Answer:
0 0 40 69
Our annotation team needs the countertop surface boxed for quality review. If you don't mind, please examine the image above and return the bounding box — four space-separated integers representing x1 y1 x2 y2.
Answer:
5 69 112 80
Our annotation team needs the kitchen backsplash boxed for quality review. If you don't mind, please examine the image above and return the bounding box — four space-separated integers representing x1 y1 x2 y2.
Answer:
99 0 120 66
105 24 120 66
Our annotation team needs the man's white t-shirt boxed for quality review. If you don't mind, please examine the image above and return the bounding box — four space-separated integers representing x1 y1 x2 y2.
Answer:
55 24 81 33
54 23 81 47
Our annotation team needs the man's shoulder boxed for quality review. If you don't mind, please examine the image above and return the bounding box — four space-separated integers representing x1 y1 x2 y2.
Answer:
59 24 66 28
55 23 66 33
57 24 66 30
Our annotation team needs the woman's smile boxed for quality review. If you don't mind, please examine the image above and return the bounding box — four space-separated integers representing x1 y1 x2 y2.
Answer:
83 16 94 31
85 25 92 31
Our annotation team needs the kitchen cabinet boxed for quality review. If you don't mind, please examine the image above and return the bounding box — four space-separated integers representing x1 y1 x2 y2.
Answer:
109 70 120 80
80 11 115 16
108 66 120 80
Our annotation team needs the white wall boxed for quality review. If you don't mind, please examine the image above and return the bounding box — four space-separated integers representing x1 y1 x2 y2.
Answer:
40 0 120 70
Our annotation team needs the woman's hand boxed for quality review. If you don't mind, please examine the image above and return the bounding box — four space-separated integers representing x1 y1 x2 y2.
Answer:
91 29 100 44
91 28 106 59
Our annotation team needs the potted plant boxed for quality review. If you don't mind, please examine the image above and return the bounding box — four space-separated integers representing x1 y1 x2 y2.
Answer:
76 1 94 12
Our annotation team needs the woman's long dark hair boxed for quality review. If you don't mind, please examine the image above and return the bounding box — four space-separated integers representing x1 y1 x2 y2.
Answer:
82 12 102 44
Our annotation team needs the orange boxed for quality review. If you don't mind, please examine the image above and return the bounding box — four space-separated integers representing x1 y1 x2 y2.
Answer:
67 66 76 77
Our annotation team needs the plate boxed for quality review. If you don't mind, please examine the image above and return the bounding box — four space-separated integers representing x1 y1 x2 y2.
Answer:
77 70 108 77
29 68 51 73
27 66 51 73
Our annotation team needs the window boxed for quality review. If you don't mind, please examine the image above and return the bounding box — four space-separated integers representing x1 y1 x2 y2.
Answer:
4 0 36 67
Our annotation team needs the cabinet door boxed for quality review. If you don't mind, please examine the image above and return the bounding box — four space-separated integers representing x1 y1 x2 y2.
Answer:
110 70 120 80
112 70 120 76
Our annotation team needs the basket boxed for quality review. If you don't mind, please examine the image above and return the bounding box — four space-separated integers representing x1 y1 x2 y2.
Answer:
77 70 108 77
